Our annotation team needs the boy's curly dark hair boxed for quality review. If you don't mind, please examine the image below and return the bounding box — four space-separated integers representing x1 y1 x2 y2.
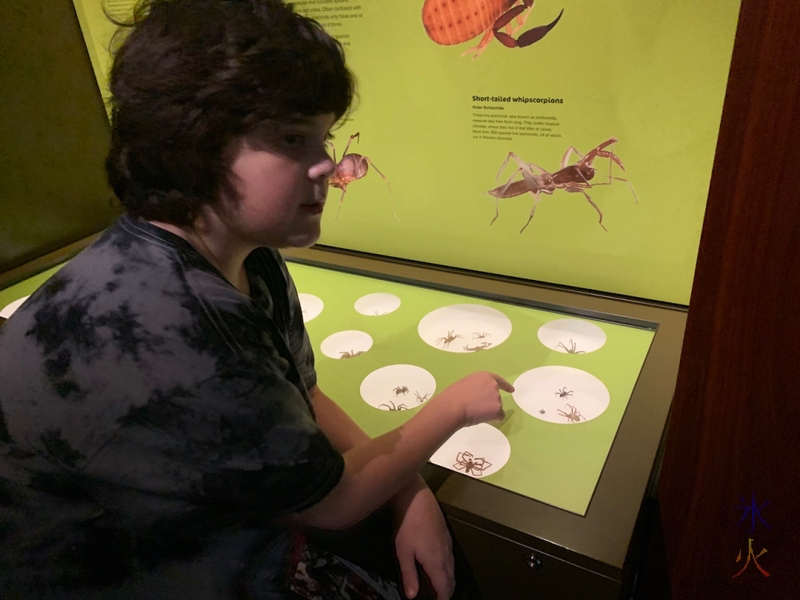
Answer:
105 0 355 225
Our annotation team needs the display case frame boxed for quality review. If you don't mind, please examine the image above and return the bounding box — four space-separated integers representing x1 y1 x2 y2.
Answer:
283 244 687 598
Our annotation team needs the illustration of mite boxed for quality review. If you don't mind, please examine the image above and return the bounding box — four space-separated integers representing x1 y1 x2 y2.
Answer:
436 330 464 348
488 137 638 232
328 133 398 222
557 403 585 423
555 386 573 399
379 401 409 411
453 450 492 476
422 0 563 59
556 339 585 354
339 349 364 359
393 386 410 396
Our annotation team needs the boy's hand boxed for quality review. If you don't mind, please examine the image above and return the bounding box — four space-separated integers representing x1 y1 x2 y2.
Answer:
393 479 454 599
435 371 514 427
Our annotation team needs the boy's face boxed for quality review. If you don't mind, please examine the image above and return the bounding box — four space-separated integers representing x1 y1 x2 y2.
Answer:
219 113 338 249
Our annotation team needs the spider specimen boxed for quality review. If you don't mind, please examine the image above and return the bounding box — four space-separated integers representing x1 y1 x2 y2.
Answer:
414 391 431 404
555 339 585 354
339 349 364 359
436 330 463 348
453 451 492 476
393 386 410 396
472 332 492 340
539 409 546 415
379 401 408 411
555 386 573 399
557 404 585 423
463 342 492 352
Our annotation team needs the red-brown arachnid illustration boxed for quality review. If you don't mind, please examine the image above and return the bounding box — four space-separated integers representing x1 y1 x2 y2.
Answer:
488 137 639 232
328 133 398 222
422 0 563 59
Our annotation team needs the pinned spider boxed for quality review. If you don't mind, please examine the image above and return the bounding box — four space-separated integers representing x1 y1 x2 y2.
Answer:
453 451 492 476
436 330 464 348
379 401 408 411
557 403 585 423
414 391 431 404
393 386 410 396
555 339 585 354
339 349 364 359
463 341 492 352
555 386 573 399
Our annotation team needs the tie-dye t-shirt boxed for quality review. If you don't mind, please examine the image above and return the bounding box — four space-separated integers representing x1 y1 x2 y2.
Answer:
0 215 344 599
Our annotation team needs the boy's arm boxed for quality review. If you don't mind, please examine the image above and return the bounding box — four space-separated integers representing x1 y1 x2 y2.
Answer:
307 385 456 599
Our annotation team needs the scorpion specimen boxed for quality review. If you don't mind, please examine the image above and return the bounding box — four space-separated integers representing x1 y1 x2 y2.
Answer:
488 137 638 232
422 0 563 59
328 133 398 222
464 342 492 352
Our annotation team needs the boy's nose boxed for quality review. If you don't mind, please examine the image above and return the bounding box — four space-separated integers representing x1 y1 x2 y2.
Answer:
310 157 336 180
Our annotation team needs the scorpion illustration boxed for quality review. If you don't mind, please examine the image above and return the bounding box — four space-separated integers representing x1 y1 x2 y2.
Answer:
379 401 409 411
488 137 638 232
415 391 431 404
422 0 563 59
555 339 585 354
464 341 492 352
555 386 573 399
436 330 464 348
339 349 364 359
453 450 492 476
557 403 585 423
328 133 398 222
393 386 410 396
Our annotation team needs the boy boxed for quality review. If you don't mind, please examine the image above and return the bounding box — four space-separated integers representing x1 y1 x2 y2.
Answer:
0 1 510 598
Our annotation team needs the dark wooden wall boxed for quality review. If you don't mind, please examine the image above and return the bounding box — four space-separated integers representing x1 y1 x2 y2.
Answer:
658 0 800 597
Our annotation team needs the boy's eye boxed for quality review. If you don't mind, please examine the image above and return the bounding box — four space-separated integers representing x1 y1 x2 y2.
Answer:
283 133 305 146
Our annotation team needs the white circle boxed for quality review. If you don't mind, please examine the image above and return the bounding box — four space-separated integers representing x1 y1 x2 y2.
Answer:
0 296 29 319
298 293 324 322
320 330 373 359
354 293 401 316
538 318 606 354
513 366 610 424
430 423 511 478
360 364 436 411
418 304 512 353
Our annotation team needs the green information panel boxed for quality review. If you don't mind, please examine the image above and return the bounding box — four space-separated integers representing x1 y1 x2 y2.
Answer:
288 261 655 515
293 0 741 305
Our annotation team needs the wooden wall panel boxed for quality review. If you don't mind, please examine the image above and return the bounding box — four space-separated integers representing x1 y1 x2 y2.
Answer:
658 0 800 597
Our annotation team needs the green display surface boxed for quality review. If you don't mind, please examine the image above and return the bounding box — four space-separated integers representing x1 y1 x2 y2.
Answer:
288 261 655 516
0 265 65 317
